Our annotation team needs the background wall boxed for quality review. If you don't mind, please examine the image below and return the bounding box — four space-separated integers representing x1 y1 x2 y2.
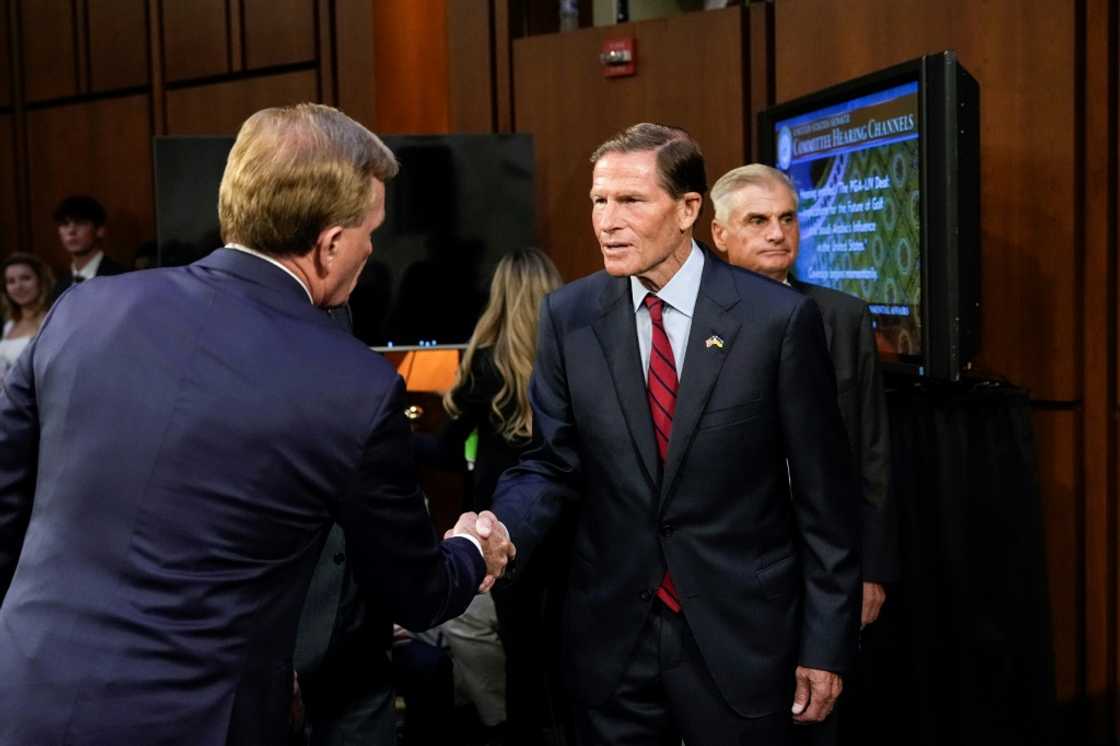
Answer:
0 0 450 272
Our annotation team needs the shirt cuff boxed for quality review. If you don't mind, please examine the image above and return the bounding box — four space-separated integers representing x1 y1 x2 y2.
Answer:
452 531 484 559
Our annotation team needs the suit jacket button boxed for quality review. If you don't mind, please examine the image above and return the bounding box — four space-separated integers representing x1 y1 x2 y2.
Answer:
333 552 346 565
660 523 675 537
640 589 653 601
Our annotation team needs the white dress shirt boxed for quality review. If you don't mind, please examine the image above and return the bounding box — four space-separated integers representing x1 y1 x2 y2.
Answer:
629 241 704 381
71 251 104 282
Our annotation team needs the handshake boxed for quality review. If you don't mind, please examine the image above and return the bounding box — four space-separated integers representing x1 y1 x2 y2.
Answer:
445 510 516 593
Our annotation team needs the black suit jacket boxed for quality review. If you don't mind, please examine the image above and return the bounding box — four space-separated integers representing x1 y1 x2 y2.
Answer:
493 247 861 718
790 278 898 583
50 252 128 302
0 248 484 745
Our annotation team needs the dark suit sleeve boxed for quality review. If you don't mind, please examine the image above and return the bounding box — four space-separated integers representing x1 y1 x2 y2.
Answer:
331 375 485 632
856 305 898 583
779 297 861 675
491 295 581 569
0 334 40 600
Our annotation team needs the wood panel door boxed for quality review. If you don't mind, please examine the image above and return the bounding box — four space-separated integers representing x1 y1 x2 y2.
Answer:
513 6 748 282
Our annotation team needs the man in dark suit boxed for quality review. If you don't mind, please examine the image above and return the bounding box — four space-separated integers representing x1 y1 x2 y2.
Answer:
710 163 897 745
49 194 128 301
0 103 512 745
492 123 861 745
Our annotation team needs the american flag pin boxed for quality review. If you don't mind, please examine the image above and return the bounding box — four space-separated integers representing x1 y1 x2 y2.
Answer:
705 335 724 350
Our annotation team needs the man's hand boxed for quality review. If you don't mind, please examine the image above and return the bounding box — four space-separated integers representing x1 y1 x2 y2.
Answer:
445 510 516 592
791 666 842 723
861 581 886 626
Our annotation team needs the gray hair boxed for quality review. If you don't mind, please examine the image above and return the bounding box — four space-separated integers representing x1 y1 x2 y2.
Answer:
710 164 798 222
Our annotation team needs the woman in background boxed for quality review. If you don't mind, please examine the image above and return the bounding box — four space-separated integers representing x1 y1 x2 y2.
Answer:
441 247 562 511
0 253 53 376
418 247 568 745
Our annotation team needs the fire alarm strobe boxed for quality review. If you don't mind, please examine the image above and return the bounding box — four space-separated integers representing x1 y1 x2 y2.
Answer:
600 38 636 78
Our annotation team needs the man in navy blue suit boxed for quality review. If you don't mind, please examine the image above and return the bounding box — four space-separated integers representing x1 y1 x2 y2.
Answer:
493 123 860 745
0 103 512 745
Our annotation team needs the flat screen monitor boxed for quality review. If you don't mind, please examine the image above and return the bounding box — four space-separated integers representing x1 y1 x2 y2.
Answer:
154 134 536 350
758 51 980 380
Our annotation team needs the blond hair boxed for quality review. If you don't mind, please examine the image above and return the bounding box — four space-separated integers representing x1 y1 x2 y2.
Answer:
444 249 563 442
710 164 798 222
1 253 54 322
218 103 399 257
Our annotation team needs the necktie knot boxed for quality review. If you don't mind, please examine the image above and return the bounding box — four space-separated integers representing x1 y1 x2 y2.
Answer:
643 293 664 323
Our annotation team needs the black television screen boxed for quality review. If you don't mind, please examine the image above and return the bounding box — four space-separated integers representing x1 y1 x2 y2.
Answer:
759 51 980 380
153 134 536 349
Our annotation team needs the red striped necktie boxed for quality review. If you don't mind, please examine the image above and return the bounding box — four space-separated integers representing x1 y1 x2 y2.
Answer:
643 294 682 613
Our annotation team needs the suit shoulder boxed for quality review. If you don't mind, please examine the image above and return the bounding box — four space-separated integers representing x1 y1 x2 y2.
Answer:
796 281 868 319
97 255 128 276
721 261 807 315
543 270 619 328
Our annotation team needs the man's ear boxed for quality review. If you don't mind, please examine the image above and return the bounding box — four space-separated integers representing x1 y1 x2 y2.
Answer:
95 226 107 241
710 219 729 254
312 225 345 274
678 192 702 232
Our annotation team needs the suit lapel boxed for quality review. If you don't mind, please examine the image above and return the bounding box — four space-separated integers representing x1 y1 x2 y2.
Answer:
591 277 659 491
660 254 741 504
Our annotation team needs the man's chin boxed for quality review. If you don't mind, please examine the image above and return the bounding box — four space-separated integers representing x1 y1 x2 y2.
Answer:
602 258 633 278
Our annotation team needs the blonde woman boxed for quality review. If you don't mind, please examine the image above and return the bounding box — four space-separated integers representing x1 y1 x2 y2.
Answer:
436 247 562 509
415 247 566 743
0 253 53 376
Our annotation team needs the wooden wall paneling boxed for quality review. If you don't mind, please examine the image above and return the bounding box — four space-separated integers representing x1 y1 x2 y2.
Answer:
228 0 243 71
7 0 28 251
25 93 153 269
19 0 78 102
242 0 315 70
161 0 229 83
513 7 745 281
147 0 165 133
494 0 511 132
164 69 318 136
1115 0 1120 734
446 0 493 133
334 0 378 130
371 0 448 134
0 0 12 106
1082 0 1119 739
87 0 149 92
1033 408 1083 716
774 0 950 103
0 115 19 255
773 0 1078 403
74 0 88 92
316 0 334 106
746 0 772 162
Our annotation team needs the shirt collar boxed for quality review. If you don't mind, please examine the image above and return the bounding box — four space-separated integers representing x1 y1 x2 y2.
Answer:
225 243 314 303
629 240 704 316
73 251 104 280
